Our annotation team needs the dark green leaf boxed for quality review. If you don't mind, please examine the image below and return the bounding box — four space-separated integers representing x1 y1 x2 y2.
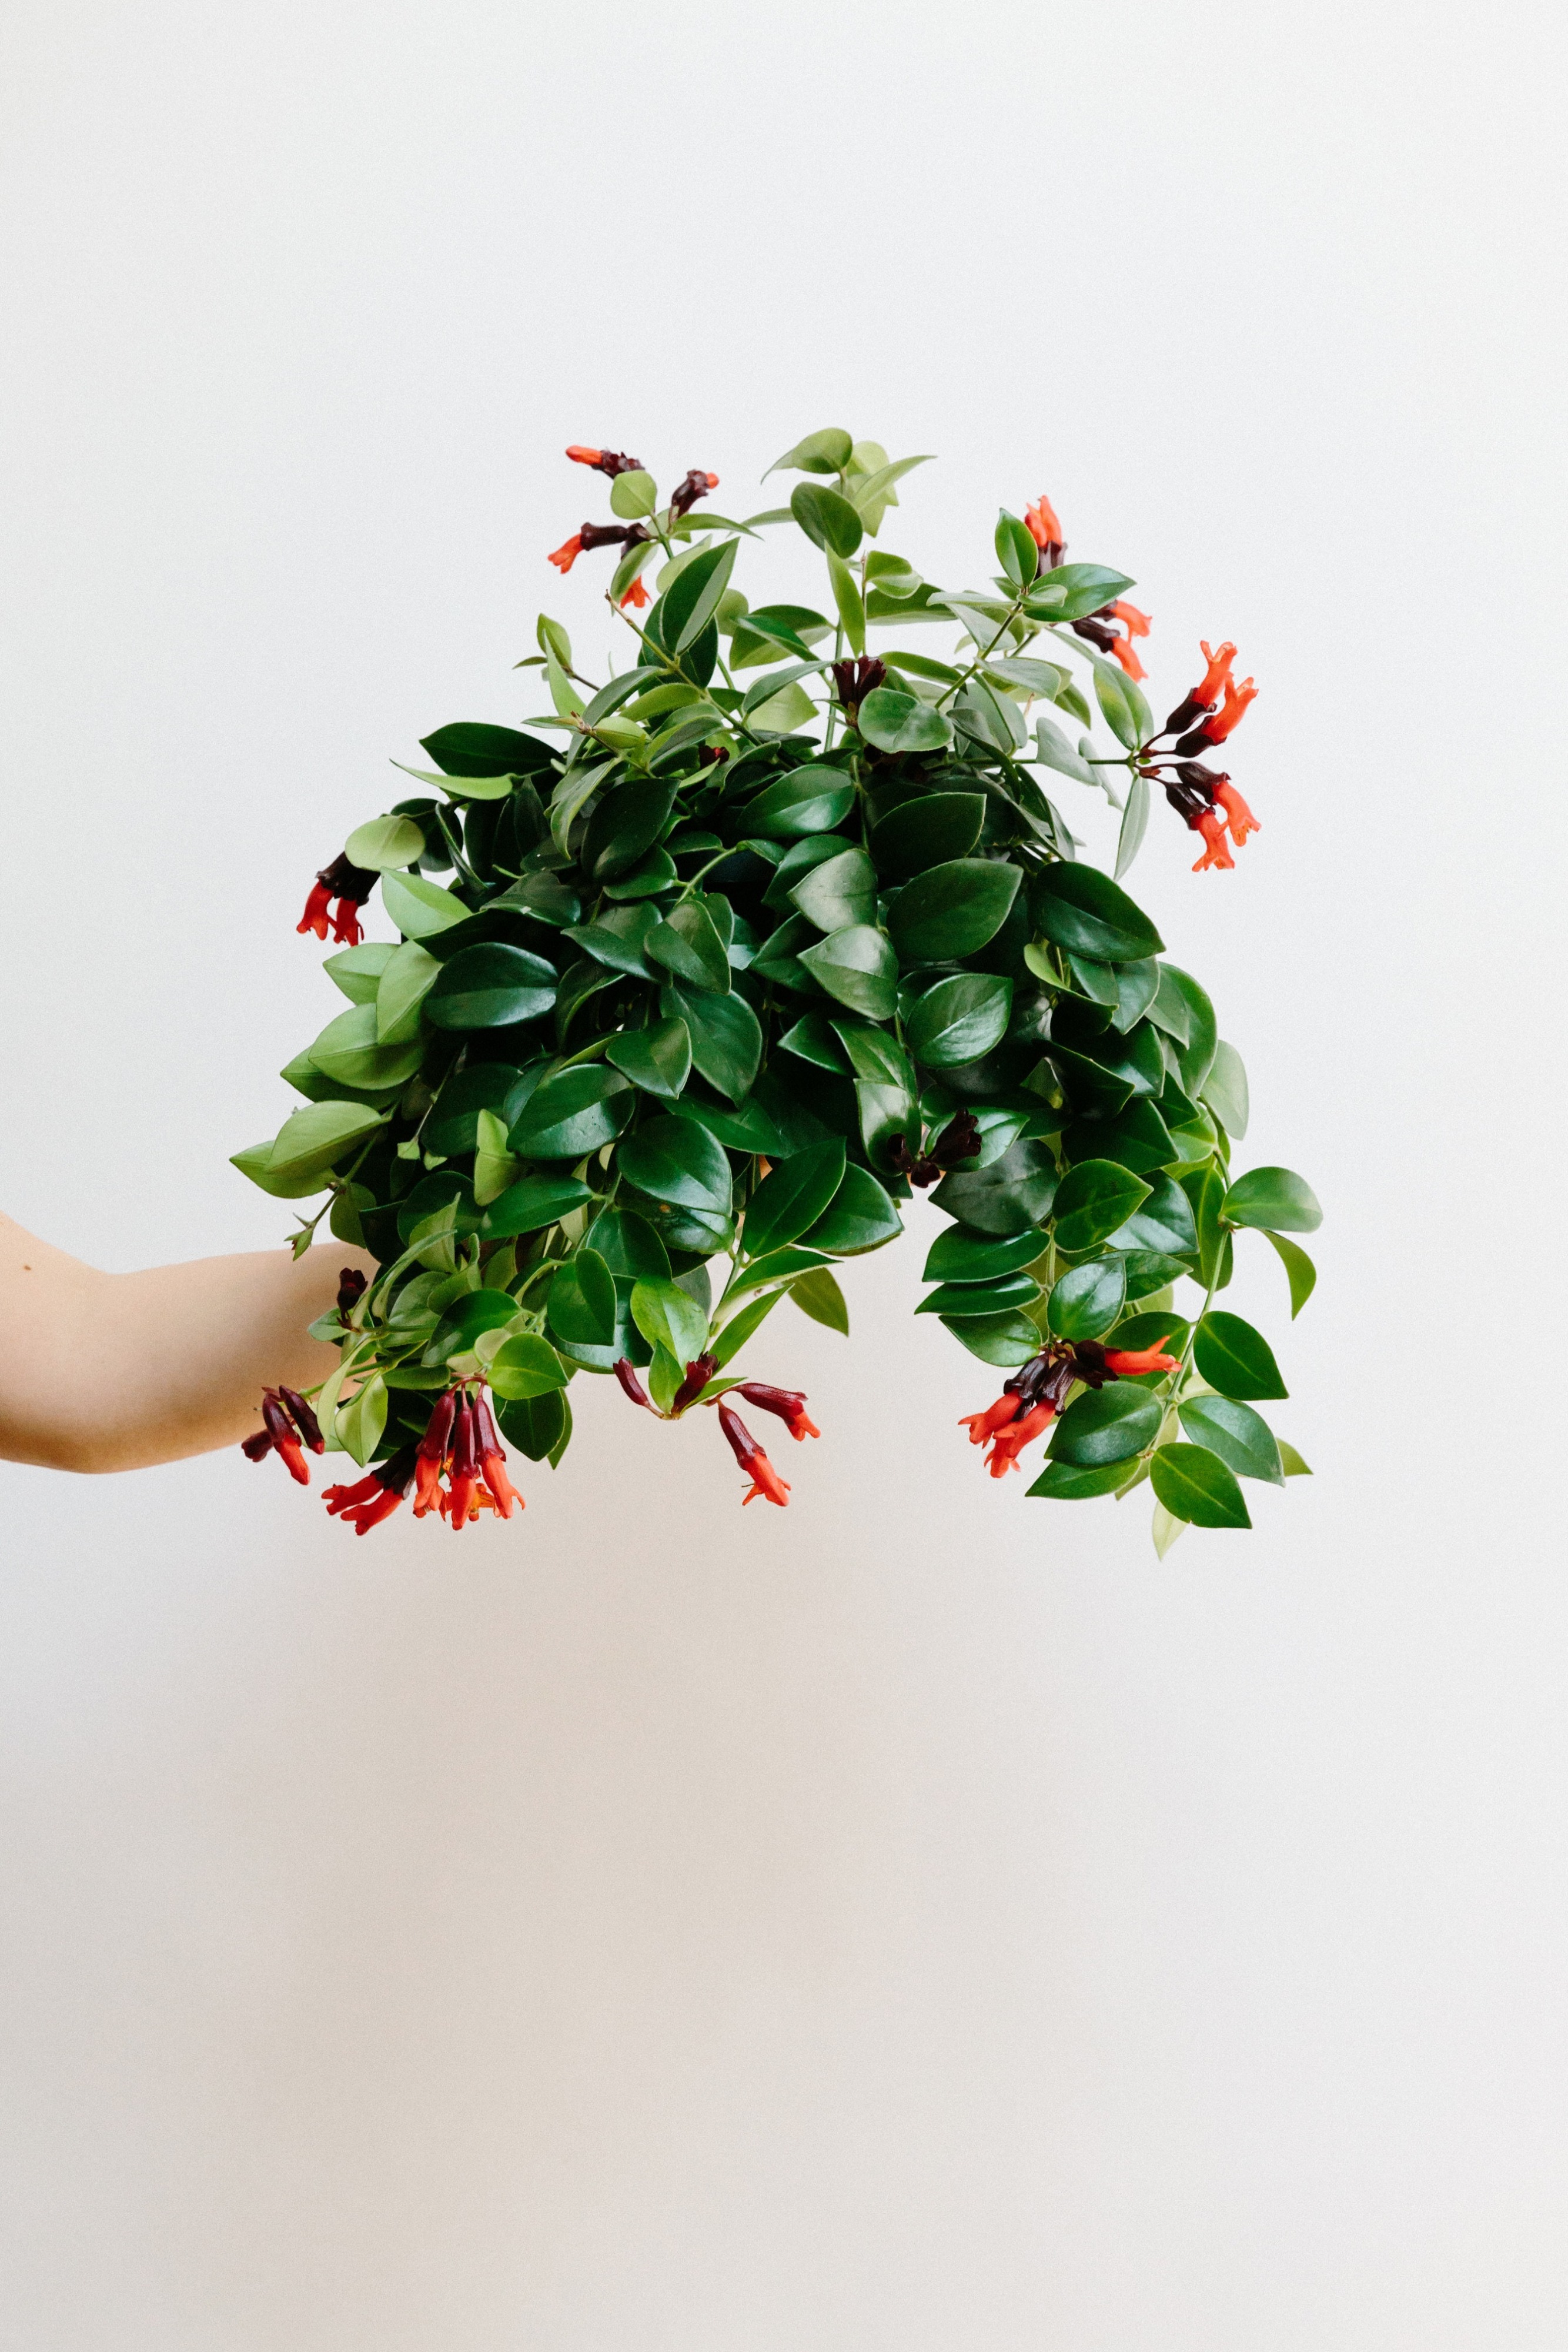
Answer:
922 1225 1045 1283
496 1388 568 1461
888 859 1022 963
1062 1098 1175 1175
1026 1458 1132 1500
584 781 676 882
1031 866 1164 964
509 1064 633 1159
869 793 985 879
661 538 739 654
424 943 557 1031
1224 1165 1323 1235
1024 563 1135 623
487 1333 570 1401
790 845 877 932
1161 967 1217 1093
743 1139 847 1258
1047 1256 1126 1341
708 1286 786 1364
931 1138 1058 1234
427 1063 541 1158
790 480 863 557
1193 1311 1288 1401
1262 1229 1317 1318
1110 959 1161 1034
1106 1172 1196 1258
777 1012 850 1071
1048 1381 1164 1466
646 898 731 994
905 973 1013 1069
480 1173 593 1238
742 764 858 839
1052 1159 1152 1252
570 1248 617 1342
799 924 899 1020
1179 1395 1284 1485
788 1265 850 1334
616 1116 733 1215
918 1273 1041 1317
420 722 556 780
658 983 763 1101
801 1162 903 1254
940 1309 1041 1365
583 1207 670 1279
606 1015 692 1098
1150 1442 1251 1529
1120 1250 1192 1299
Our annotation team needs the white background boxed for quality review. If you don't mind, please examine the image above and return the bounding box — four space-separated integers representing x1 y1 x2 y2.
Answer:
2 2 1565 2344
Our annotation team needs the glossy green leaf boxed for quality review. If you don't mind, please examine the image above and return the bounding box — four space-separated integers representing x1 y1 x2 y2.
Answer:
708 1286 786 1365
324 943 395 1004
801 1162 902 1255
930 1138 1057 1235
630 1276 709 1365
768 427 853 476
855 688 954 756
799 924 899 1020
424 943 557 1031
1150 1442 1251 1529
1262 1228 1317 1318
1024 563 1134 623
827 550 866 656
509 1064 633 1159
609 467 658 519
496 1388 569 1462
335 1372 388 1466
421 721 555 780
1224 1165 1323 1234
345 813 426 871
790 480 863 557
565 904 658 978
616 1116 733 1215
994 509 1040 588
584 780 675 881
1061 1098 1174 1177
1048 1381 1164 1466
887 859 1021 963
1031 866 1164 964
1091 657 1152 751
1178 1395 1284 1485
583 1208 669 1280
646 898 731 993
373 941 441 1042
1106 1172 1196 1258
788 1266 850 1334
1047 1256 1127 1341
306 1005 424 1091
1162 966 1217 1093
662 537 739 654
1202 1038 1249 1140
921 1225 1045 1284
790 846 877 933
658 984 763 1102
1027 1458 1132 1501
480 1173 593 1238
940 1309 1041 1366
742 765 858 838
743 1139 847 1259
1114 771 1151 879
905 973 1013 1069
487 1333 571 1400
1193 1311 1288 1401
380 869 470 940
868 793 984 879
917 1273 1041 1317
606 1015 692 1098
1052 1159 1151 1253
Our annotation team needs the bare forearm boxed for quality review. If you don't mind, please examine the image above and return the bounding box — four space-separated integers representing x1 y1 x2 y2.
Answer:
0 1214 374 1473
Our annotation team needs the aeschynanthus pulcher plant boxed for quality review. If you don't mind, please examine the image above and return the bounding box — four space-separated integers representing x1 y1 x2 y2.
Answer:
233 429 1320 1555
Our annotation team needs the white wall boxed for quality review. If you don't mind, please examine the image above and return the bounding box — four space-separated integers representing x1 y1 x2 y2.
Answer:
2 1 1565 2343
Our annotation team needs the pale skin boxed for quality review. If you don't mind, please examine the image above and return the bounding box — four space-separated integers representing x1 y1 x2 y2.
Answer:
0 1212 375 1474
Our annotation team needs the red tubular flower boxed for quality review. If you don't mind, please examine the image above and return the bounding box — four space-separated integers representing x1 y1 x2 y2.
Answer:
1102 1337 1182 1377
1200 677 1258 746
671 1353 720 1417
262 1392 310 1484
566 445 644 477
614 1358 654 1411
1025 493 1065 557
444 1395 479 1531
1191 808 1235 872
1213 779 1260 847
985 1398 1057 1477
547 533 583 574
735 1382 820 1441
960 1394 1021 1446
717 1402 791 1508
297 880 332 940
1109 633 1148 683
473 1389 521 1519
1198 639 1236 704
413 1388 457 1516
1111 600 1152 639
620 573 650 610
324 1446 417 1536
298 851 374 947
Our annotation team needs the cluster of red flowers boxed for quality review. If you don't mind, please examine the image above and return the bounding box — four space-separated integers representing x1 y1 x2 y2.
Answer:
242 1384 326 1482
547 445 720 612
297 850 377 947
1027 493 1261 871
961 1335 1181 1480
614 1357 819 1508
323 1382 521 1536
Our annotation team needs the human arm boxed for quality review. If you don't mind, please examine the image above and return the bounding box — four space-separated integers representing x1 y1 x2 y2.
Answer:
0 1211 375 1474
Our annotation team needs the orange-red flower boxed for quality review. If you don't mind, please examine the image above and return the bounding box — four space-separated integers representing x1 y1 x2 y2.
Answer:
1198 639 1236 703
717 1402 791 1506
984 1398 1056 1477
566 445 644 477
736 1382 820 1441
619 573 650 610
1109 633 1148 683
1204 676 1258 744
473 1390 520 1518
1191 808 1235 871
413 1389 456 1516
1025 493 1064 553
1111 600 1151 639
961 1394 1022 1446
1102 1337 1182 1377
323 1446 417 1535
297 851 374 946
1213 779 1260 846
548 533 583 574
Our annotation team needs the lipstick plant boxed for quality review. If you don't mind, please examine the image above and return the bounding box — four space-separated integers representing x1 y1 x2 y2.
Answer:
235 431 1319 1554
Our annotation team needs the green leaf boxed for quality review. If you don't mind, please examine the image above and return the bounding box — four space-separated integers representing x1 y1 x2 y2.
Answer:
1106 1172 1198 1258
748 679 820 734
1224 1165 1323 1235
788 1266 850 1334
372 941 440 1043
940 1309 1041 1366
1151 1500 1187 1558
663 537 739 654
584 1207 670 1279
421 721 555 780
790 480 863 557
1202 1039 1249 1140
335 1373 387 1467
922 1225 1045 1283
616 1116 733 1215
323 943 395 1004
918 1273 1041 1317
799 924 898 1020
547 1259 618 1357
306 1005 424 1091
768 427 854 477
487 1333 570 1400
994 509 1039 588
1114 771 1151 880
345 813 425 872
1278 1441 1313 1478
1110 960 1161 1034
245 1099 387 1188
1162 967 1217 1094
1262 1228 1317 1318
743 764 857 838
646 898 731 994
583 780 676 882
380 868 471 941
1025 563 1134 623
740 660 828 716
1193 1311 1288 1401
905 972 1013 1068
888 859 1021 964
606 1015 691 1099
658 984 763 1102
801 1162 903 1255
827 551 867 657
496 1388 569 1462
868 793 984 879
1149 1442 1251 1529
1061 1098 1174 1177
1032 711 1098 787
609 467 657 519
931 1138 1058 1235
426 1062 541 1158
509 1064 633 1159
1088 657 1151 751
855 687 954 756
1030 866 1164 964
1048 1382 1164 1466
1027 1458 1132 1501
1178 1395 1285 1486
630 1275 709 1365
743 1139 847 1259
424 943 557 1031
790 845 877 933
704 1286 782 1365
1047 1256 1126 1341
1052 1160 1152 1253
481 1172 592 1239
